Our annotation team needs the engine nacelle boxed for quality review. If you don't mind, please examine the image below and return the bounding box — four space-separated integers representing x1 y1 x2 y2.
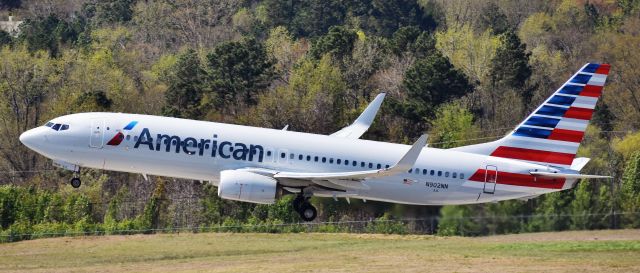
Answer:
218 170 277 204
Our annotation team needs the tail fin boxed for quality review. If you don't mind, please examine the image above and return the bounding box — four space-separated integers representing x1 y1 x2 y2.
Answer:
454 63 610 168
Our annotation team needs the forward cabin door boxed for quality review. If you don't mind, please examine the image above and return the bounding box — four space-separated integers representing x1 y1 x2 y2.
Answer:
483 165 498 194
89 118 105 148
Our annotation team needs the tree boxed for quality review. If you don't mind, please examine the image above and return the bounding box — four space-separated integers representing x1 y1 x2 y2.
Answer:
0 30 11 47
17 14 87 57
206 38 275 113
363 0 438 37
309 26 357 60
83 0 137 25
162 49 206 119
401 51 473 133
428 102 477 149
490 30 532 90
621 151 640 227
477 2 509 35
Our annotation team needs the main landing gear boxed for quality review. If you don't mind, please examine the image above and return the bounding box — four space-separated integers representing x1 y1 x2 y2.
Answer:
70 168 81 188
292 195 317 222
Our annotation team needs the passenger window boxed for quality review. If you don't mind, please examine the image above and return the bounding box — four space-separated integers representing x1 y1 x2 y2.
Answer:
445 171 449 177
344 160 349 165
408 169 412 173
460 173 465 179
289 153 294 159
280 153 285 159
337 159 341 164
352 161 357 166
423 169 427 175
386 165 390 169
306 155 311 161
430 170 434 176
298 154 303 160
322 157 326 163
329 158 334 164
453 172 457 178
361 162 365 167
437 171 442 176
126 135 131 141
368 163 373 168
267 151 272 156
415 168 420 173
314 156 319 162
377 164 382 169
52 124 61 131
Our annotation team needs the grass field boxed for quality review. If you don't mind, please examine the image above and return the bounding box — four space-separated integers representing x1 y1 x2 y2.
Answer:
1 230 639 272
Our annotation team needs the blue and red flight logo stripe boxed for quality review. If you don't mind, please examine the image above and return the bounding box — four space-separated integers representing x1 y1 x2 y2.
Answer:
106 121 138 146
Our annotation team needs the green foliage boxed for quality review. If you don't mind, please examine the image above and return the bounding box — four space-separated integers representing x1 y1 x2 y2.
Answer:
428 102 477 148
84 0 137 25
309 26 357 60
401 51 473 133
162 49 206 119
477 2 509 35
437 205 479 236
0 30 11 47
490 30 532 90
207 38 275 112
17 14 88 57
621 151 640 227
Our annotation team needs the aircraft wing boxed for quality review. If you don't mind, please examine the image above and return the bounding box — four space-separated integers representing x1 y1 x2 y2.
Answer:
330 93 385 139
529 172 612 179
241 134 426 190
275 134 426 180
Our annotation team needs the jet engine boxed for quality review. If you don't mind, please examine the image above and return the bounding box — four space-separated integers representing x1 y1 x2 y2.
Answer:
218 170 278 204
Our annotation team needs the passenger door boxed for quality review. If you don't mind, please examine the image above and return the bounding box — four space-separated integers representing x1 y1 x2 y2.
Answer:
483 165 497 194
89 119 105 148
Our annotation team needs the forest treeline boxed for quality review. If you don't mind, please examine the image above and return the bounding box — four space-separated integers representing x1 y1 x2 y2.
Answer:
1 0 640 241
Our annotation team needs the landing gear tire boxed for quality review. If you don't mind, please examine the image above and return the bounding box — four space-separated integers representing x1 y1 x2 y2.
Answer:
298 203 317 222
292 196 304 212
70 177 81 188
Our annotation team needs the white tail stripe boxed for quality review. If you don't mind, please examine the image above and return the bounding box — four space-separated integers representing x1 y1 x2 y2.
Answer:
587 74 606 86
571 96 598 109
555 118 589 131
502 138 578 154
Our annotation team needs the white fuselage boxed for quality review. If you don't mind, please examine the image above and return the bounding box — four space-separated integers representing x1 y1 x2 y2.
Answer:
20 112 574 205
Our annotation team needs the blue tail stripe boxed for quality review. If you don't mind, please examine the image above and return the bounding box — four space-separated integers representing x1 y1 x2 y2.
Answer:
524 116 561 128
548 95 576 106
536 105 568 117
123 121 138 130
558 85 584 95
570 74 591 84
514 127 552 139
581 63 599 73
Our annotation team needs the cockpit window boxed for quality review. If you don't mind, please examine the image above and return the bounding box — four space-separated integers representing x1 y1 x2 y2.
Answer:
51 124 61 131
45 122 54 127
48 123 69 131
60 124 69 131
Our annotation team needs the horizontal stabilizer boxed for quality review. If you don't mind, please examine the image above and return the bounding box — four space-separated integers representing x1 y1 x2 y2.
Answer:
331 93 386 139
570 157 590 171
529 171 611 179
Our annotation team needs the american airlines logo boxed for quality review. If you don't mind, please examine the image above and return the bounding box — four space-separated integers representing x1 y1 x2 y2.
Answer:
106 121 138 146
133 127 265 162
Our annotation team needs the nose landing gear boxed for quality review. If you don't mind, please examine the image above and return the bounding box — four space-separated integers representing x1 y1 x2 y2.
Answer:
292 195 317 222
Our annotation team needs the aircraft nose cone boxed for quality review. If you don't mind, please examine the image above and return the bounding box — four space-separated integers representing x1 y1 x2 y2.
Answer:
19 129 42 150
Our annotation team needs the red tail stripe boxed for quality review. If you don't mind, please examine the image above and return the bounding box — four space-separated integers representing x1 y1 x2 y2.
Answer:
595 64 610 75
580 85 603 98
563 107 593 120
469 169 565 189
491 146 574 165
548 128 584 142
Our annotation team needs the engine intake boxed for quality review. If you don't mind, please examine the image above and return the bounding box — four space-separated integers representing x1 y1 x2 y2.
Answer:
218 170 277 204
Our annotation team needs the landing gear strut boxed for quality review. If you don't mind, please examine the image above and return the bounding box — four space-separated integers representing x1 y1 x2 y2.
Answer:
70 168 81 188
293 195 317 222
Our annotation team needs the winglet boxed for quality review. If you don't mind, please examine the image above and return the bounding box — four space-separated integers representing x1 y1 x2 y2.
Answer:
330 93 386 139
383 134 428 175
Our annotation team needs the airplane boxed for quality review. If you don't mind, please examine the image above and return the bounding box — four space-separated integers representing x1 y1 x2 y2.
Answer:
19 63 611 221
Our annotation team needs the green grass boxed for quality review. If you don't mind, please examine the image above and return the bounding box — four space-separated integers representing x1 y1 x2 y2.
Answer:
0 230 639 272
